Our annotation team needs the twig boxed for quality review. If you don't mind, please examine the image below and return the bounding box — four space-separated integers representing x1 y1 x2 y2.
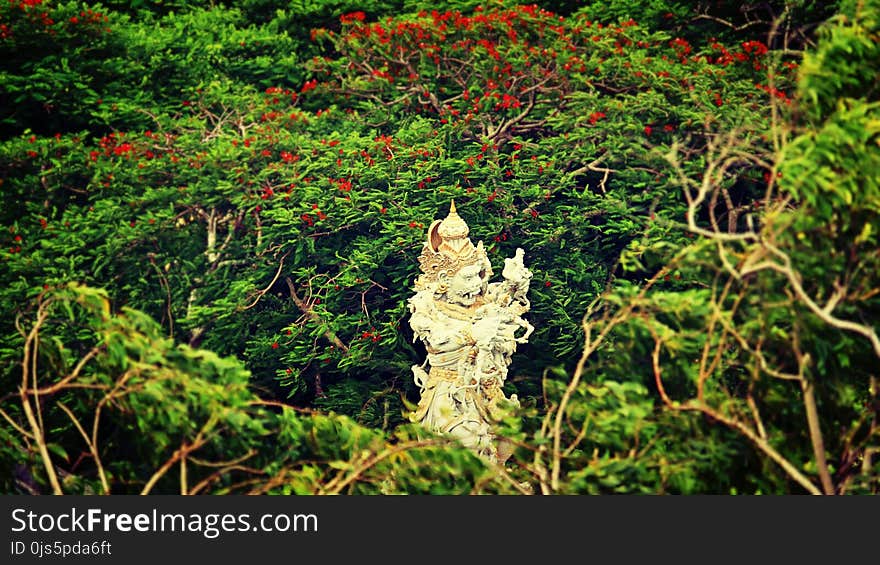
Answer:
285 277 349 352
20 301 63 495
691 14 769 32
148 255 175 337
492 463 534 495
31 345 103 397
801 377 835 495
58 402 109 494
141 432 210 495
746 392 767 440
190 465 265 495
650 330 822 494
319 439 445 495
180 453 188 495
241 252 289 310
746 243 880 358
0 406 35 440
549 291 646 490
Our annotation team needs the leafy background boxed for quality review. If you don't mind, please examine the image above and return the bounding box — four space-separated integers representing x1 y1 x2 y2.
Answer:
1 0 877 494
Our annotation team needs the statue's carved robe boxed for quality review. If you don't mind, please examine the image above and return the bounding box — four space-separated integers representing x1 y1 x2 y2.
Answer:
408 291 521 463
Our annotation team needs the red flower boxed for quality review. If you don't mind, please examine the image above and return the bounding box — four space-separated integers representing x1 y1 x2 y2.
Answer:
301 79 318 94
644 125 652 136
271 342 279 349
340 11 366 24
670 37 692 56
742 40 768 56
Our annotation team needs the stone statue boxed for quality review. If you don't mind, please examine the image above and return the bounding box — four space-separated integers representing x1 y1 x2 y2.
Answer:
407 201 533 464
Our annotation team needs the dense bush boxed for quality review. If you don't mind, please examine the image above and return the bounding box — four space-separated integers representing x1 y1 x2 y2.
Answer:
1 0 876 494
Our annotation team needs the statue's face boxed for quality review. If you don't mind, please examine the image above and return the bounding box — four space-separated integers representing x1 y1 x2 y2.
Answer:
445 263 485 306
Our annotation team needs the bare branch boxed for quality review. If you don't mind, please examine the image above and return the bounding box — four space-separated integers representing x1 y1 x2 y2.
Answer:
241 251 289 311
285 277 349 353
58 402 109 494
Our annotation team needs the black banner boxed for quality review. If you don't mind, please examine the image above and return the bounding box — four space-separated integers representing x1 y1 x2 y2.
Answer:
0 495 873 564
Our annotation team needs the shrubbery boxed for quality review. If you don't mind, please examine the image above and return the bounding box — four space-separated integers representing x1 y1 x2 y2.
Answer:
1 0 877 494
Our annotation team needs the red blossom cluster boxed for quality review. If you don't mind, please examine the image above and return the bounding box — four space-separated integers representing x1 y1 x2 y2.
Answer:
360 327 382 342
669 37 692 60
6 227 23 253
588 111 606 125
495 93 521 110
709 39 768 70
741 40 768 56
492 229 509 241
2 1 111 39
755 82 791 105
330 178 352 192
340 11 366 24
69 8 108 28
300 79 318 93
325 5 776 144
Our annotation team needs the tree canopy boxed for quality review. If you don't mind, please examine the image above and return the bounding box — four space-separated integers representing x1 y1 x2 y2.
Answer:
1 0 877 495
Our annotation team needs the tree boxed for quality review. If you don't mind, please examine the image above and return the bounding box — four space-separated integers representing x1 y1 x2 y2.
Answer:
1 0 876 494
531 0 879 494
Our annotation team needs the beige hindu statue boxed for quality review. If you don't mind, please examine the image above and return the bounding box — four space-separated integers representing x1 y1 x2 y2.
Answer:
408 201 533 464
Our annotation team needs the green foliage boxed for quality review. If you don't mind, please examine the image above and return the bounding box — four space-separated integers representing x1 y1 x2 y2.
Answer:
583 0 880 494
1 283 509 494
797 0 880 123
0 1 307 136
522 370 741 494
0 1 128 135
1 0 877 494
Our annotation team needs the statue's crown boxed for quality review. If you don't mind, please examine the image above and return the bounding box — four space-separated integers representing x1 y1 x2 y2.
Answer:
416 201 490 287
